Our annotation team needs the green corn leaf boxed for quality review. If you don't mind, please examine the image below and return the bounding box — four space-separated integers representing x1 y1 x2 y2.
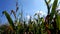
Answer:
56 13 60 30
45 0 50 14
50 0 58 20
34 13 37 16
2 11 15 30
11 10 16 19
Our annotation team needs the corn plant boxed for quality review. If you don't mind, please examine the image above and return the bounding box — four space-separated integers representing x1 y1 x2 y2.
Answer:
44 0 58 34
1 0 60 34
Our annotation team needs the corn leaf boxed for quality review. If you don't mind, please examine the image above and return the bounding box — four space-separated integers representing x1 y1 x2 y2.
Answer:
56 13 60 30
2 11 15 30
45 0 50 14
50 0 58 20
11 10 16 19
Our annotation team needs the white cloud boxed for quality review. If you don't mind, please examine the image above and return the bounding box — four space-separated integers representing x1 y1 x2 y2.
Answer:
35 10 46 16
26 15 30 19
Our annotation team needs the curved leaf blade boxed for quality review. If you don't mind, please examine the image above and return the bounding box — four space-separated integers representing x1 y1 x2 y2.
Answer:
50 0 58 20
2 11 15 30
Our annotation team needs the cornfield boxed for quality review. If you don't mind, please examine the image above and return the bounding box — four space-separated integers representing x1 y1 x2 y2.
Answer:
0 0 60 34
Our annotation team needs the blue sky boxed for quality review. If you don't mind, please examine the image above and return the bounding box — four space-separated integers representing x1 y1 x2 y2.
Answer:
0 0 60 24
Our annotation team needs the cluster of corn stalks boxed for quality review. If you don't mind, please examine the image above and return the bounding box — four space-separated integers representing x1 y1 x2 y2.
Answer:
0 0 60 34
